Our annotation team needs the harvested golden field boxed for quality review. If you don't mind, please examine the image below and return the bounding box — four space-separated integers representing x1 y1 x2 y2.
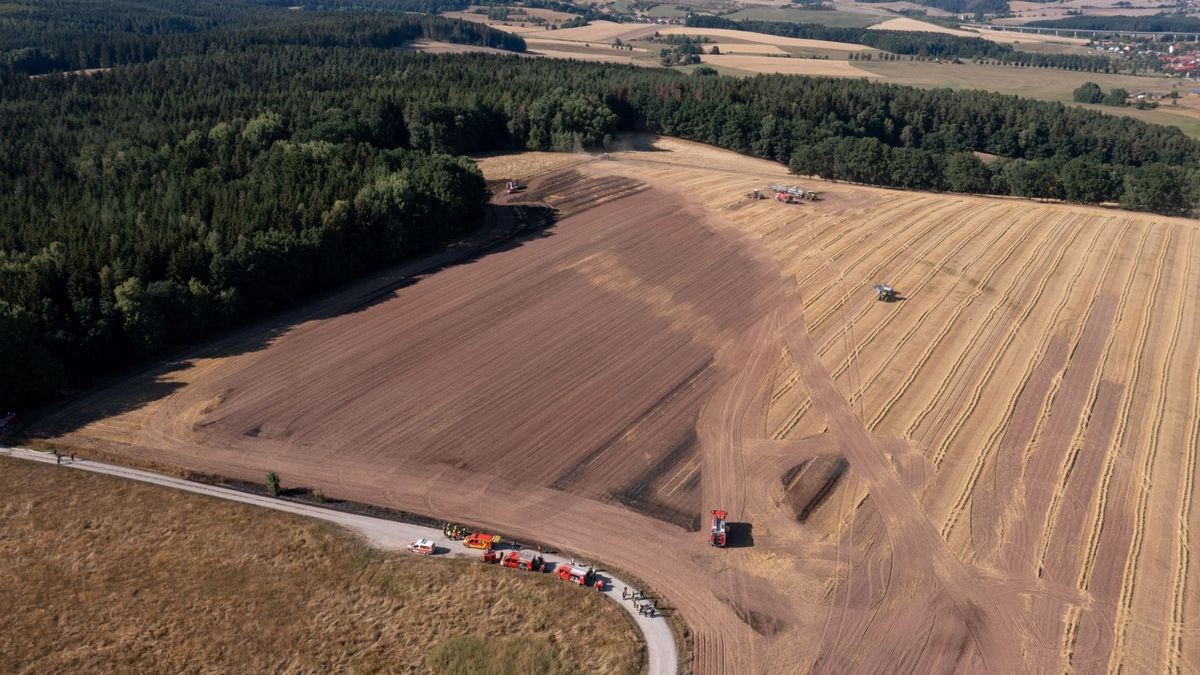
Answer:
1001 0 1167 24
34 135 1200 673
654 25 869 52
702 53 879 77
867 17 1090 46
0 457 639 674
867 17 978 35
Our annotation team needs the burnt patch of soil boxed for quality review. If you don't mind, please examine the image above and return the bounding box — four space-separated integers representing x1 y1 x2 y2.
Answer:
720 595 787 637
608 492 702 532
527 170 647 216
781 454 848 523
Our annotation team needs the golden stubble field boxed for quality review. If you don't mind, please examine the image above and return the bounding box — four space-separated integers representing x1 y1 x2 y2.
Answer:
482 137 1200 673
35 135 1200 673
0 457 639 674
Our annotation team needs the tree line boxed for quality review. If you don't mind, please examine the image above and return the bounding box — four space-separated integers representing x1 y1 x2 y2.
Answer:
1026 15 1200 33
686 16 1124 72
0 0 516 78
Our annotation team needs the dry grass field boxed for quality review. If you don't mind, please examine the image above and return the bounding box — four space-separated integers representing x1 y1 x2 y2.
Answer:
0 457 639 674
1000 0 1169 25
33 135 1200 673
698 53 880 76
868 17 1092 46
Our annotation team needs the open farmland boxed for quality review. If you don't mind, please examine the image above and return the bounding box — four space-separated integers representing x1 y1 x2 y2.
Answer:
34 136 1200 673
0 457 638 674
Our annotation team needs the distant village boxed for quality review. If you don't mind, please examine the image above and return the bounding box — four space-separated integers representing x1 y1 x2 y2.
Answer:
1089 38 1199 78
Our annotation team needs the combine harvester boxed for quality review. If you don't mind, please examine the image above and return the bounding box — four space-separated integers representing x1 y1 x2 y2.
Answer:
501 549 546 572
770 185 819 204
505 180 522 194
709 509 728 547
873 284 898 302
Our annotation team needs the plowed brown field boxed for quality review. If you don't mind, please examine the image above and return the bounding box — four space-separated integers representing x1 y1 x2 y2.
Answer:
35 136 1200 673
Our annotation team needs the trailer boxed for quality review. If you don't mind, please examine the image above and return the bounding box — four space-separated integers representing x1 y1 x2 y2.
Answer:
555 564 594 585
710 509 728 547
501 549 545 572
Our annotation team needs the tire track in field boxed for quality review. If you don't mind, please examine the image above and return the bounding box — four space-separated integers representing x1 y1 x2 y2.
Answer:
967 217 1120 563
802 200 993 344
1041 226 1179 581
861 209 1063 434
775 197 964 410
1002 221 1153 575
1001 291 1122 574
773 201 1018 443
1167 228 1200 674
778 284 1022 673
906 208 1065 469
900 207 1056 446
791 194 941 296
1060 223 1162 672
799 200 968 331
1105 225 1178 674
930 214 1087 544
771 202 1004 439
769 197 965 406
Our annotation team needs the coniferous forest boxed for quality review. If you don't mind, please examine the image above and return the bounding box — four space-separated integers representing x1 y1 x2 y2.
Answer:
2 0 1198 409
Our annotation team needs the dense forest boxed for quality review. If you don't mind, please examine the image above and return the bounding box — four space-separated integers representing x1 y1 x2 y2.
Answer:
686 16 1124 72
0 0 520 78
1026 15 1200 33
2 3 1198 410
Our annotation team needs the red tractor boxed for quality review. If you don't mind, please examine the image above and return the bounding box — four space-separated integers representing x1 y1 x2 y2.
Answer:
501 549 545 572
555 564 594 586
709 509 728 547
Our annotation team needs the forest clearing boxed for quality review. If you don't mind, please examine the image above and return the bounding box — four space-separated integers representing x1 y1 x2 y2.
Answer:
32 135 1200 673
